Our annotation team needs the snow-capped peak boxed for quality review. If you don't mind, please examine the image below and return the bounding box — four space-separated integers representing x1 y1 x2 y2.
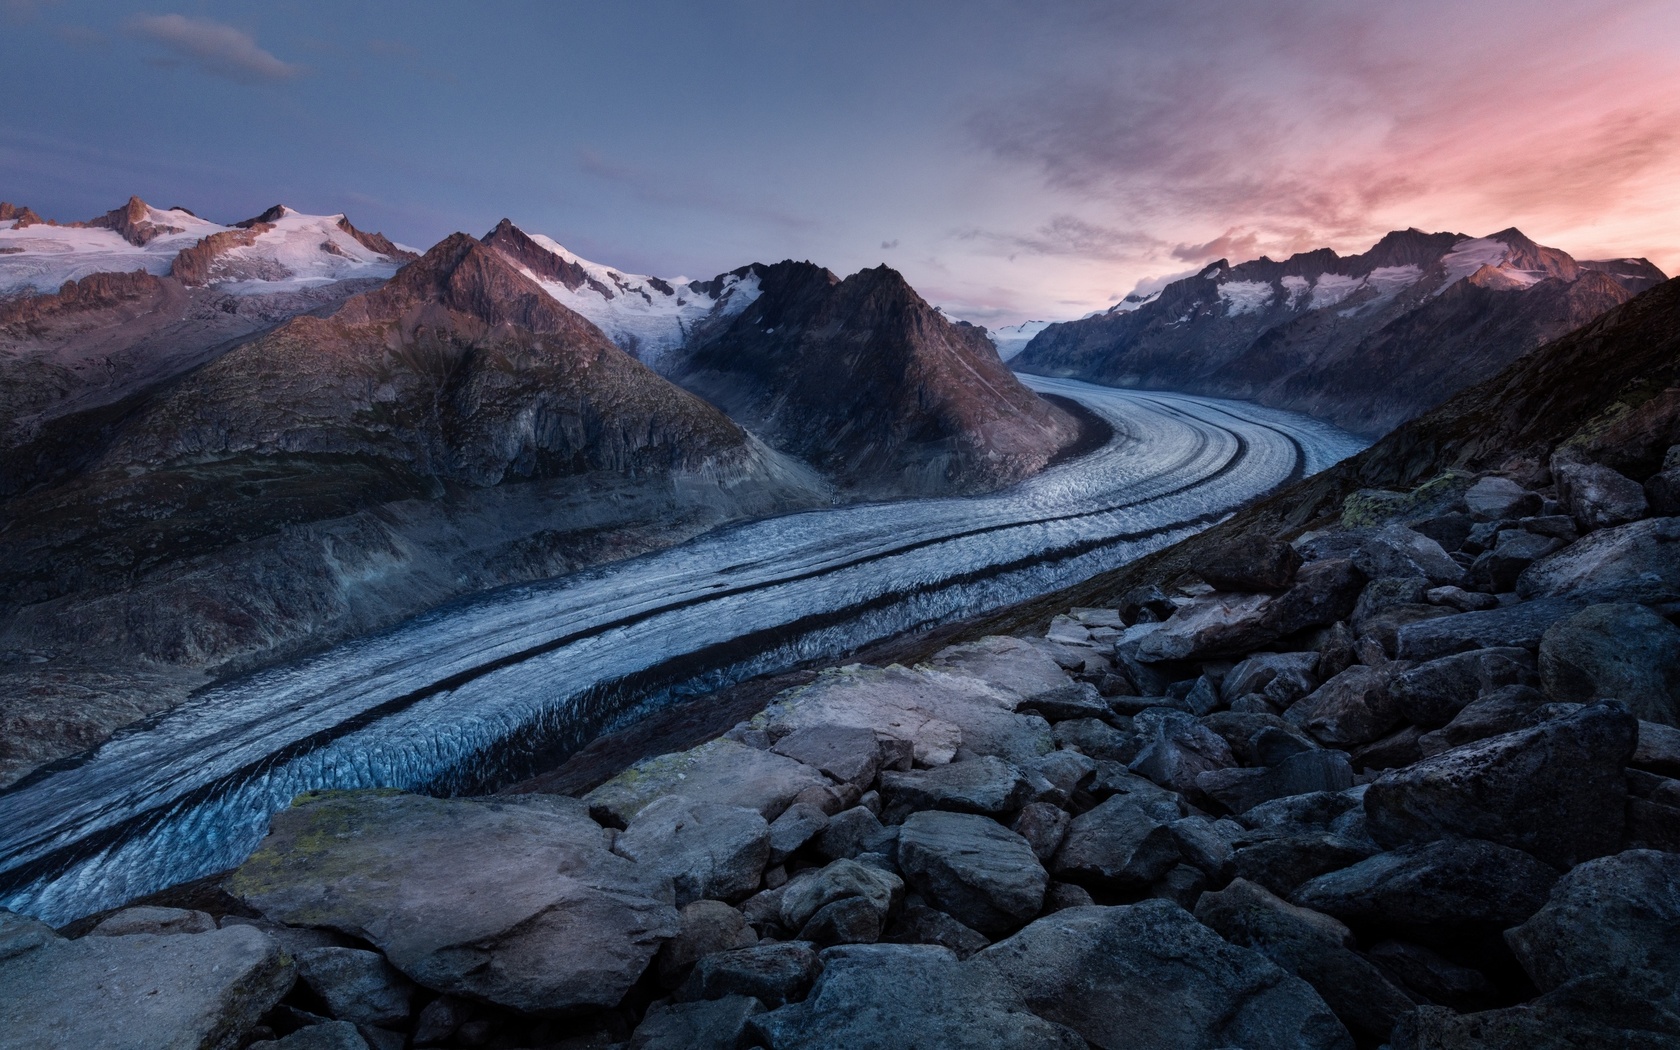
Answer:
988 320 1053 361
480 219 763 366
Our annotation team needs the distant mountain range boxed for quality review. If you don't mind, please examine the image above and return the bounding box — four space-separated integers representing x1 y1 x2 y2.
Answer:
1013 227 1667 436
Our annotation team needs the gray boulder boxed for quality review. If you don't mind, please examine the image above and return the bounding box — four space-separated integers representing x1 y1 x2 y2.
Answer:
1202 534 1304 591
0 912 294 1050
1366 940 1494 1010
249 1022 369 1050
676 941 819 1007
1051 717 1138 762
770 724 883 790
1197 749 1354 814
1557 461 1649 531
629 996 765 1050
751 943 1085 1049
1469 530 1565 592
1391 970 1680 1050
897 810 1047 935
229 791 677 1014
1224 652 1320 705
976 901 1352 1050
1362 702 1637 867
655 899 758 985
585 738 828 825
1196 878 1418 1042
1011 801 1071 860
766 801 829 864
1292 838 1559 927
1285 665 1402 747
613 795 771 906
1052 794 1182 890
1506 849 1680 992
1128 708 1235 793
884 904 991 959
779 859 903 934
1540 603 1680 726
1356 524 1464 586
814 805 894 861
1464 476 1542 521
1389 647 1537 728
1136 592 1277 662
1416 686 1546 756
88 906 218 938
878 755 1031 815
293 947 412 1028
1229 829 1380 898
1518 516 1680 606
1394 599 1584 661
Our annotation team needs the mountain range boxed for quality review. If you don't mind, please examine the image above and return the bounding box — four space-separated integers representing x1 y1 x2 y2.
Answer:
1014 227 1667 435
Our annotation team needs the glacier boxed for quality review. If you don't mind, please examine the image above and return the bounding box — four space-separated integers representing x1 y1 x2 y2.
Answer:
0 379 1366 924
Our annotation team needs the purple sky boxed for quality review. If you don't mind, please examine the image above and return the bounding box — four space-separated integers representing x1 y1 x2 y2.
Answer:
4 0 1678 325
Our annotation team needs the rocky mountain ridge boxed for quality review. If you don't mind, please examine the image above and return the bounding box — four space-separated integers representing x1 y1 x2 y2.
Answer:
1015 228 1667 436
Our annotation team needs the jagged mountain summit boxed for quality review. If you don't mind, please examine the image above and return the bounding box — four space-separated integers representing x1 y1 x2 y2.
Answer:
480 218 763 367
1014 228 1667 437
669 260 1082 495
988 319 1054 361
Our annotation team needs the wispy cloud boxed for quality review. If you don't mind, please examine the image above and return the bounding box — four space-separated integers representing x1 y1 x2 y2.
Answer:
956 214 1163 262
124 13 302 83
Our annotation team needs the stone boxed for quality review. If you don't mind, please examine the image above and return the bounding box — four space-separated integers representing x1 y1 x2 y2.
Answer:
1363 702 1638 867
1052 794 1182 890
1119 584 1179 624
1202 533 1304 591
1015 682 1113 723
751 944 1086 1049
1505 849 1680 992
249 1022 370 1050
1317 621 1360 680
1050 717 1137 761
1029 748 1096 799
814 805 893 861
1285 665 1403 747
1266 558 1369 640
613 795 772 906
1540 603 1680 726
1411 511 1476 551
769 724 883 789
293 947 413 1028
766 802 829 865
797 896 884 945
1085 762 1190 819
1352 576 1431 633
677 941 819 1007
1135 592 1277 662
1201 710 1312 765
1394 598 1584 661
1196 878 1418 1041
0 914 294 1050
1240 790 1363 831
1517 516 1680 606
1556 461 1649 531
923 635 1078 705
1169 816 1236 879
1224 651 1320 704
1011 801 1070 860
1197 750 1355 814
883 904 991 958
229 791 677 1014
1353 725 1424 770
88 906 218 937
629 996 765 1050
1390 970 1680 1050
1366 940 1493 1010
790 782 847 815
1647 467 1680 516
878 755 1031 815
779 859 902 932
410 995 469 1046
1229 829 1380 898
897 810 1047 935
1635 721 1680 776
1469 530 1567 591
584 738 827 825
1357 604 1459 655
758 660 1054 767
656 900 758 985
1389 647 1538 728
1356 524 1464 585
1149 863 1209 909
1426 585 1500 612
1293 838 1559 928
1417 686 1546 756
1127 707 1235 793
1465 476 1542 521
976 901 1353 1050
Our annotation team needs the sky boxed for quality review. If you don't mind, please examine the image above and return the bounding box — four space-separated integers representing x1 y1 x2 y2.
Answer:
4 0 1679 326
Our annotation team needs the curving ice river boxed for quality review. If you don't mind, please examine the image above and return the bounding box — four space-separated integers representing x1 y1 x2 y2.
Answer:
0 379 1365 924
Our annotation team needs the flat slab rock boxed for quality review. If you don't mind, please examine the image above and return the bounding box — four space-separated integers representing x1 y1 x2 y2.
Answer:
918 634 1078 703
754 662 1052 767
584 737 828 826
974 901 1353 1050
0 910 295 1050
229 790 678 1015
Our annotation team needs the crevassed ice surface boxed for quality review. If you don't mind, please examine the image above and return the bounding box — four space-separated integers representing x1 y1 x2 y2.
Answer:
0 379 1366 924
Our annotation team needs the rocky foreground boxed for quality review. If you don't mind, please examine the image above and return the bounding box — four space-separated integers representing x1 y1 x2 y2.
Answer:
4 452 1680 1048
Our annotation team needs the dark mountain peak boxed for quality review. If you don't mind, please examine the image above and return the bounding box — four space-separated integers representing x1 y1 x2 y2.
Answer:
1482 227 1579 282
84 196 184 247
336 216 418 261
348 232 593 337
479 219 607 296
1579 257 1669 295
1198 261 1229 278
0 202 43 225
1357 228 1466 271
234 205 289 228
685 263 769 300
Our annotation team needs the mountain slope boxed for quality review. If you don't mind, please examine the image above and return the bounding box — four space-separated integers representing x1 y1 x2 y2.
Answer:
1015 228 1666 436
671 260 1083 495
